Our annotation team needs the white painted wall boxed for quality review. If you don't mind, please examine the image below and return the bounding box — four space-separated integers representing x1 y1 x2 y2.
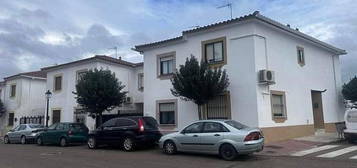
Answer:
46 59 143 130
254 22 345 128
142 20 344 131
0 77 46 130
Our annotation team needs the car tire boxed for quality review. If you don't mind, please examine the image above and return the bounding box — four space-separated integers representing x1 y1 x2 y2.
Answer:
37 137 43 146
87 137 97 149
122 137 135 151
4 136 10 144
219 144 238 161
60 137 67 147
163 140 177 155
20 136 26 145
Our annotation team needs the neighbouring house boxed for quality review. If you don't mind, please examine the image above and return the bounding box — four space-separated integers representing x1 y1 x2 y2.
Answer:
41 55 144 130
0 71 47 136
134 11 347 142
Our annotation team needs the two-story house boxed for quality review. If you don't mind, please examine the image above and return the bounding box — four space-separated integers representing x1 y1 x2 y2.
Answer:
134 11 347 142
0 71 47 135
41 55 144 130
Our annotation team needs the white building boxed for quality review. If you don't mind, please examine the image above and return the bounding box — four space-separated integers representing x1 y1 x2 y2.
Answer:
41 55 144 130
134 11 347 142
0 71 47 136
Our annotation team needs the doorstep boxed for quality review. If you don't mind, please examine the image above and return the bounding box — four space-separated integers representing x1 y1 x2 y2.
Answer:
258 133 343 156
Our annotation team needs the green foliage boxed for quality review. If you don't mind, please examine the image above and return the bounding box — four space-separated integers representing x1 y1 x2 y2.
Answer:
342 76 357 102
0 99 5 117
74 68 127 126
170 55 230 105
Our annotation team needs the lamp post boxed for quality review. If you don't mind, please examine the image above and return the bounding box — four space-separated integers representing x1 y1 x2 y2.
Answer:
45 90 52 127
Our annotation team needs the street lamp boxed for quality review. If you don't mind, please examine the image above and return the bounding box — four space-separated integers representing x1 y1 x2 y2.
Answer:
45 90 52 127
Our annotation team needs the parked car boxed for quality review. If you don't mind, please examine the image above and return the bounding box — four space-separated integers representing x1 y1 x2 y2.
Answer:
36 122 89 147
159 120 264 161
87 116 162 151
4 124 44 144
344 108 357 143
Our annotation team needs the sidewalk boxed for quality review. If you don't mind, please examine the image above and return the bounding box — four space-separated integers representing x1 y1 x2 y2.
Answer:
258 133 343 156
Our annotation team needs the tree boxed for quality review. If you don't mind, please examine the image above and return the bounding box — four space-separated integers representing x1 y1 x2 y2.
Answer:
170 55 229 119
74 68 127 127
342 76 357 102
0 99 5 117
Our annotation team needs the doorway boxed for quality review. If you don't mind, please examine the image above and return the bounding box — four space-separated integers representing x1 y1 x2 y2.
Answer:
311 91 325 130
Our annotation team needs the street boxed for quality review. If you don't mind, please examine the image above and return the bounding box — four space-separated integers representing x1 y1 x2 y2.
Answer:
1 142 357 168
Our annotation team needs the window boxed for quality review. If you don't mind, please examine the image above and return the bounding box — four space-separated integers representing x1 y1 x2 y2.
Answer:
102 118 117 128
52 109 61 124
203 122 229 133
54 75 62 91
76 70 87 82
19 125 27 131
224 120 247 130
156 99 177 125
8 113 14 126
56 123 65 130
202 37 227 65
271 91 287 120
297 46 305 66
138 73 144 91
157 52 176 79
10 84 16 97
159 103 175 125
116 119 136 127
206 93 231 119
183 122 204 134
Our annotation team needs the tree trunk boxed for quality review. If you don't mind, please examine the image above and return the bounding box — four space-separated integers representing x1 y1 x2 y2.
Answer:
197 104 207 120
95 113 103 128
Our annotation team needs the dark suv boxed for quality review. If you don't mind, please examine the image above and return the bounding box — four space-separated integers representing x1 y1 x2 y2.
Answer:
87 116 162 151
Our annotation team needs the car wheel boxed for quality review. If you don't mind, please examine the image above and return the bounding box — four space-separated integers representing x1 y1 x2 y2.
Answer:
87 137 97 149
37 137 43 146
163 140 177 155
4 136 10 144
60 137 67 147
219 144 238 161
20 136 26 145
122 137 135 151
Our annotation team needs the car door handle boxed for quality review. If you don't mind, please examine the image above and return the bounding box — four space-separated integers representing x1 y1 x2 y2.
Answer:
214 134 220 136
193 135 198 137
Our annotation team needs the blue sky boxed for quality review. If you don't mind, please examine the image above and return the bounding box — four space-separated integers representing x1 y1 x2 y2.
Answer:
0 0 356 82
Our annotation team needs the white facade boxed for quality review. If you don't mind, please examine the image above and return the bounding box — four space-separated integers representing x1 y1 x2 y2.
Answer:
43 56 143 130
135 12 346 141
0 73 46 135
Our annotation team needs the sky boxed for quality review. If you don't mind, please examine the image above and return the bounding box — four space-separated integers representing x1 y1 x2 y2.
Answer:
0 0 356 82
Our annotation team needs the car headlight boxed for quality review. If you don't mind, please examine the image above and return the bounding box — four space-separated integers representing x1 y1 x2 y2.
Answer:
31 132 38 136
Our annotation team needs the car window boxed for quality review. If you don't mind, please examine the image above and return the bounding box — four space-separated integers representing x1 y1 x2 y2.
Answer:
18 125 27 131
29 124 44 129
48 123 58 129
116 119 136 127
102 118 117 127
183 122 204 134
143 117 159 130
56 123 65 130
224 120 247 130
70 123 87 131
12 125 20 131
203 122 229 133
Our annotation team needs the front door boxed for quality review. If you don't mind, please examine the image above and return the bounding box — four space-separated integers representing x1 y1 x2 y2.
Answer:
311 91 325 130
176 122 203 151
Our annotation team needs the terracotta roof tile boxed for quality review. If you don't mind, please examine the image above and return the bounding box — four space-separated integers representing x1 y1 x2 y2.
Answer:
4 70 46 80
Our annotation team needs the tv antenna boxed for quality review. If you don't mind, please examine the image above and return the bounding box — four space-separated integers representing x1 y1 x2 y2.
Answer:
217 2 233 19
108 46 118 59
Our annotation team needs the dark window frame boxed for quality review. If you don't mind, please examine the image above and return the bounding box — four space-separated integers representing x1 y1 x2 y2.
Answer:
10 84 16 98
54 75 62 92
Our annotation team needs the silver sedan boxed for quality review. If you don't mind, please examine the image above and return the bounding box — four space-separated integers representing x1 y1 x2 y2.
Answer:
159 120 264 161
4 124 44 144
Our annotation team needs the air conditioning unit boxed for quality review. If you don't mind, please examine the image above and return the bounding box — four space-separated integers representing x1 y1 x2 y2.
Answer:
124 97 133 104
259 70 275 85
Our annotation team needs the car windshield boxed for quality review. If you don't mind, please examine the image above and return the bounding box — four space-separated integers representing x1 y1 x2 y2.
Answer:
224 120 247 130
48 123 57 129
29 124 44 129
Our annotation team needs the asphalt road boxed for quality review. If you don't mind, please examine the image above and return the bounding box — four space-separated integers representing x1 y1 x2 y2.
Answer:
0 142 357 168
